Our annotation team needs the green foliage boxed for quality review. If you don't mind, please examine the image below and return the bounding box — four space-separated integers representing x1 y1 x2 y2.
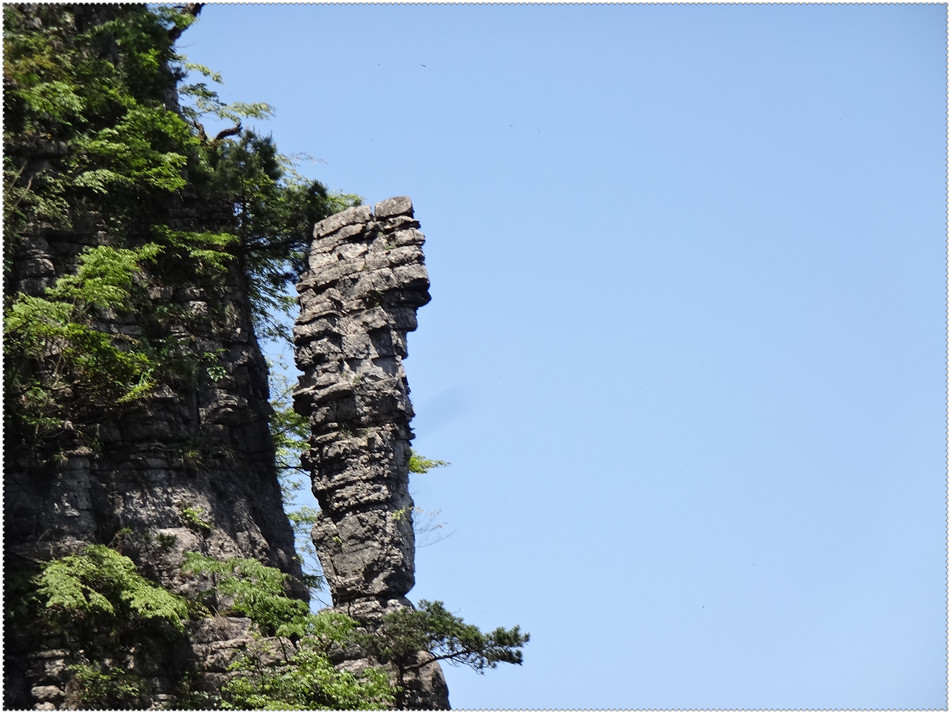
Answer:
221 640 395 711
3 4 194 244
270 360 310 479
391 506 413 522
152 227 238 274
2 3 204 460
195 129 360 340
174 52 363 340
176 60 363 316
49 242 164 307
12 80 84 126
35 545 189 634
179 505 214 534
181 552 398 709
409 451 450 474
181 552 310 635
4 243 163 452
69 103 192 193
369 600 529 673
69 661 149 710
31 537 525 710
31 546 399 710
179 60 274 127
201 349 229 382
3 4 361 466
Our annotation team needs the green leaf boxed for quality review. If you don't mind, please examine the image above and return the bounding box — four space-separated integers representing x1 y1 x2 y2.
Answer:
13 80 84 124
409 451 450 474
181 552 310 635
35 545 189 632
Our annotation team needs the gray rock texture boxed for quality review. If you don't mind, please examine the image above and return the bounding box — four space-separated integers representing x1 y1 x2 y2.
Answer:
294 197 450 709
3 248 307 708
4 192 303 708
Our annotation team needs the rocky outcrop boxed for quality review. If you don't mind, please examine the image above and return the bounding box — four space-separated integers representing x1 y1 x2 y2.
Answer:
294 197 449 708
5 267 302 582
3 212 305 708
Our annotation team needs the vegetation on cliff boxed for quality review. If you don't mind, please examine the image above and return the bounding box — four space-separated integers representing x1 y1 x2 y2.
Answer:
29 541 527 709
3 3 351 460
4 4 527 708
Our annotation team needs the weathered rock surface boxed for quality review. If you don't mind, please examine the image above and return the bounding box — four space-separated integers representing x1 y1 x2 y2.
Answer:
294 197 449 709
4 197 304 708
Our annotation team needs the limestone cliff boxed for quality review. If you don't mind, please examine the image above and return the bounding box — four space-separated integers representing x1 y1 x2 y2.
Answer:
294 197 450 708
3 212 306 707
2 6 314 706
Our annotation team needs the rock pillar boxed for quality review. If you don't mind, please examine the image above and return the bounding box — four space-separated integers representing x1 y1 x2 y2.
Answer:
293 197 448 708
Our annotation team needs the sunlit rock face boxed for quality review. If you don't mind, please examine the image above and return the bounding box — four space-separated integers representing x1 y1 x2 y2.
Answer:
3 189 304 710
294 197 449 709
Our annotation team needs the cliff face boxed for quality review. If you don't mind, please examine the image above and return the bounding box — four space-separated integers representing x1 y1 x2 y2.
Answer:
2 6 317 705
4 209 305 708
6 238 302 581
294 197 449 709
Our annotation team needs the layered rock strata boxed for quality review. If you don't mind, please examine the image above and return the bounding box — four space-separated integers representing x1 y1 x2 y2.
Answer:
4 207 304 708
294 197 449 708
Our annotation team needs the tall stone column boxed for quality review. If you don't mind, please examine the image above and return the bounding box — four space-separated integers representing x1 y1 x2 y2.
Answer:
293 197 448 708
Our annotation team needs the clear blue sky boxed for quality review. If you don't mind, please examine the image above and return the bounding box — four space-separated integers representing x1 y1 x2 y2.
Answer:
183 4 947 709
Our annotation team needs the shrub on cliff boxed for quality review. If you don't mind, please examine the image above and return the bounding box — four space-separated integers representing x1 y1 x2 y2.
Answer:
181 553 527 710
31 545 396 709
36 544 190 635
30 544 191 709
182 551 397 710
